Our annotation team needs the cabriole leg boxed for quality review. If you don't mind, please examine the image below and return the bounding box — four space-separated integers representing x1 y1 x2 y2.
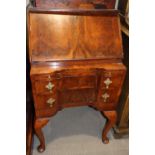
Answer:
102 111 117 144
34 118 49 153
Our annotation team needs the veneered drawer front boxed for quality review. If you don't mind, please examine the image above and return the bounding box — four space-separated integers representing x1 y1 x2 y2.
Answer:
99 88 121 104
34 94 57 110
35 79 57 95
60 88 96 105
61 76 97 90
59 69 97 90
101 70 125 89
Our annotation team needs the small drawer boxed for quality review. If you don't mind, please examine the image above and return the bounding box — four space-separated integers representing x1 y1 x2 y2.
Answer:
34 94 57 110
100 70 125 89
34 80 57 94
61 76 97 90
59 69 97 90
98 88 121 104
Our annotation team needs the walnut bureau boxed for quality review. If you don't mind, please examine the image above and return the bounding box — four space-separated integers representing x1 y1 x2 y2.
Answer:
28 1 126 152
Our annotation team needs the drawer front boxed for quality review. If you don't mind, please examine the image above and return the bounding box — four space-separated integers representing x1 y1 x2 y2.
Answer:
32 73 60 95
100 70 125 89
99 88 121 104
35 80 57 95
61 76 97 90
59 69 97 90
34 94 57 110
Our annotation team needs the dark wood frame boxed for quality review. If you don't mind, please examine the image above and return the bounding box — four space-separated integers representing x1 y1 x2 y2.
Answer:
118 0 129 36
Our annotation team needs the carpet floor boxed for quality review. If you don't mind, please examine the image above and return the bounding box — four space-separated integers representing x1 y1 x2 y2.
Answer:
32 107 129 155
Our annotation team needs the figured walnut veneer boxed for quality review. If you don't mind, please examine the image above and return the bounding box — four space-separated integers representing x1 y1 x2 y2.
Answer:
29 10 123 62
28 6 126 152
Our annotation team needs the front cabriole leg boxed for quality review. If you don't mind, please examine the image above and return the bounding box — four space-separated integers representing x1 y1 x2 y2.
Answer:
34 118 49 153
102 111 117 144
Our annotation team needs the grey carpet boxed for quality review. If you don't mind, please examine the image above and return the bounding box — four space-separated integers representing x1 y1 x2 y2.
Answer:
32 107 129 155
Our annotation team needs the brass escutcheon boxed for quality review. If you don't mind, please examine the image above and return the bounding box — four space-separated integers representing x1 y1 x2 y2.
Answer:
102 93 110 102
45 82 54 92
46 98 55 107
104 78 112 89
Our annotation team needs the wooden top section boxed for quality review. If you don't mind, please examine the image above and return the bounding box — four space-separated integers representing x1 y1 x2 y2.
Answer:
28 9 123 62
35 0 116 9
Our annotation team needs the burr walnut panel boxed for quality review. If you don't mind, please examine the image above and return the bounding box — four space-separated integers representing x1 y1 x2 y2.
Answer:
60 88 96 105
29 12 123 62
61 76 97 90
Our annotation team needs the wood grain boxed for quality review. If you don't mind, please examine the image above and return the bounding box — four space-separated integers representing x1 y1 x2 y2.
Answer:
29 12 123 62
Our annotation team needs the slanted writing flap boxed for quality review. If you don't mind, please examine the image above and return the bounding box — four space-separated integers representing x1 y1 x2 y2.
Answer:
29 10 123 62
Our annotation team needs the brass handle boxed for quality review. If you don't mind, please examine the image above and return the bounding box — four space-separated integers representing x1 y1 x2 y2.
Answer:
104 78 112 89
47 98 55 107
102 93 110 102
45 82 54 92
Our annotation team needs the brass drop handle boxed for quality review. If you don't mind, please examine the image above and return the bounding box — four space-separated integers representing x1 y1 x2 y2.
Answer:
47 98 55 107
45 82 54 92
104 78 112 89
102 93 110 102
